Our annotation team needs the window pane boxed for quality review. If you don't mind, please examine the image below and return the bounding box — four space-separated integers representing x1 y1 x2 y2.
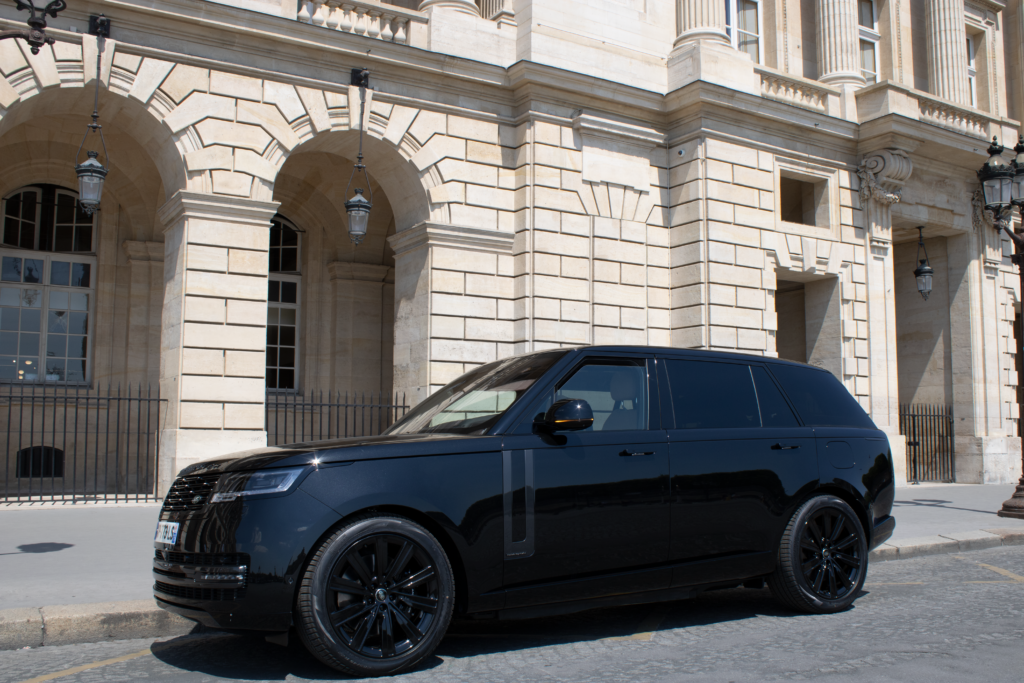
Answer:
281 281 297 304
47 334 66 358
20 332 39 356
858 0 873 27
738 0 758 33
2 257 22 282
279 347 295 367
74 225 92 252
21 289 41 308
69 292 88 311
556 363 647 431
71 263 90 288
666 360 760 429
20 191 36 222
4 217 20 246
738 33 758 62
278 369 294 389
48 310 67 333
67 335 87 358
266 347 277 366
267 307 279 324
20 309 39 332
56 194 76 224
45 358 65 381
279 326 295 346
0 357 15 379
751 366 799 427
68 312 88 335
267 326 278 345
0 331 17 355
270 224 282 247
281 227 298 246
280 248 297 272
268 280 279 302
50 262 70 286
23 259 42 284
769 364 875 428
279 308 296 325
5 194 20 218
66 359 85 382
269 249 280 273
54 225 74 252
860 40 876 73
266 368 278 389
19 357 38 381
0 307 17 330
49 290 68 310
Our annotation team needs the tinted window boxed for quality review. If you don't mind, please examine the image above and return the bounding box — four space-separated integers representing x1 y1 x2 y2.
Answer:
769 364 875 428
556 362 648 431
666 360 760 429
751 365 799 427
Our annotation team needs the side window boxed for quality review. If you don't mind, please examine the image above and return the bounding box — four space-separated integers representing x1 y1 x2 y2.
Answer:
751 365 799 427
555 361 648 431
769 364 875 428
666 360 759 429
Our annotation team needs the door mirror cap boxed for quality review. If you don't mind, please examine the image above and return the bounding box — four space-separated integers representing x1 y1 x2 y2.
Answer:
539 398 594 432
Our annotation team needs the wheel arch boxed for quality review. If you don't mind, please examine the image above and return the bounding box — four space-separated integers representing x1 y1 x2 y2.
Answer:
811 483 873 544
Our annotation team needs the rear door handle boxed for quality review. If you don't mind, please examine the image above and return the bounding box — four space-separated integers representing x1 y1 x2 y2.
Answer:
771 443 801 450
619 450 655 457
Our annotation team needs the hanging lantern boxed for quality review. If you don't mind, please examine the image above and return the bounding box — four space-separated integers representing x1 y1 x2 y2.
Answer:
913 226 933 301
977 137 1014 212
74 28 110 216
344 68 373 245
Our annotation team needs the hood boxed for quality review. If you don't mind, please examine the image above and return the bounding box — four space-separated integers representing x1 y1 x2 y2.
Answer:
176 432 503 477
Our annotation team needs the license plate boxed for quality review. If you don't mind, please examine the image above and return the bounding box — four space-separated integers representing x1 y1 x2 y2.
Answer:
154 521 179 545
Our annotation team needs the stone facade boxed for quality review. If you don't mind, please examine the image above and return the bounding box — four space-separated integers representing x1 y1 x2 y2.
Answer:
0 0 1021 492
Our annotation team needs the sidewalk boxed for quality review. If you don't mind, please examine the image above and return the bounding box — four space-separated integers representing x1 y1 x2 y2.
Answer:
1 484 1023 649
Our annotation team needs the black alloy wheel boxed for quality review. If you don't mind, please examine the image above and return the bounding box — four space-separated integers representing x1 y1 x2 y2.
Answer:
767 495 868 614
297 516 454 677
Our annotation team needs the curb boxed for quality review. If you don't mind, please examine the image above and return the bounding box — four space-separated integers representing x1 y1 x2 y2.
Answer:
0 599 197 651
3 529 1023 651
868 527 1024 562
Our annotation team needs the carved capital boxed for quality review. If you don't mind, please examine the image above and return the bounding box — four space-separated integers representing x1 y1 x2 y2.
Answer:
858 150 913 206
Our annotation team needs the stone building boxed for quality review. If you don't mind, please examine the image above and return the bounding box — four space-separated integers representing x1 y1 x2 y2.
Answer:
0 0 1021 496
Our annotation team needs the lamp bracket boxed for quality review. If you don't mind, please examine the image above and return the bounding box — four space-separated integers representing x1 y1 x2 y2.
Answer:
88 14 110 38
350 68 370 88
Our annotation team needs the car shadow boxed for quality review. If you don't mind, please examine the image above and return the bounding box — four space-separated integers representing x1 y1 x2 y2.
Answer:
150 586 819 680
0 542 74 556
893 498 1004 515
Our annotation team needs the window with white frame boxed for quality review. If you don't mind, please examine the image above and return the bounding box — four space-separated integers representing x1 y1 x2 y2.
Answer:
858 0 880 84
966 34 978 107
725 0 762 64
267 215 300 391
0 185 95 383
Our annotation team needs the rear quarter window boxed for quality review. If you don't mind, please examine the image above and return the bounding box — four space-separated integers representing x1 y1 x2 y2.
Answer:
768 364 876 429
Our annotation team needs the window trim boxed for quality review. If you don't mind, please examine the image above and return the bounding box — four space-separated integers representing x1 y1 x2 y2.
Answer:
0 248 97 384
267 213 302 393
858 0 880 84
966 33 978 108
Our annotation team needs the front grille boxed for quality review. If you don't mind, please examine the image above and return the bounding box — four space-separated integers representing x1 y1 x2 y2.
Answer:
162 473 222 511
153 567 187 579
155 550 249 566
155 580 245 601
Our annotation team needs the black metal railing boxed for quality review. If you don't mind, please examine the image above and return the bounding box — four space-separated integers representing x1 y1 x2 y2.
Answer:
899 403 955 483
265 391 408 447
1 384 165 503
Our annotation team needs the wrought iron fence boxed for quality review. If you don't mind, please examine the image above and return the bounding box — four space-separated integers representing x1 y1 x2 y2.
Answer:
899 403 955 483
265 391 409 447
0 384 164 503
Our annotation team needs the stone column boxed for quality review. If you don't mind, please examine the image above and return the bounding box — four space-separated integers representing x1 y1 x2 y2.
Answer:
418 0 479 15
328 262 392 396
157 191 279 495
858 150 913 485
675 0 729 46
816 0 865 86
925 0 971 104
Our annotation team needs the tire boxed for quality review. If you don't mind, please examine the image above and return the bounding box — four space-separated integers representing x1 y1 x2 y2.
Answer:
296 515 455 677
767 495 868 614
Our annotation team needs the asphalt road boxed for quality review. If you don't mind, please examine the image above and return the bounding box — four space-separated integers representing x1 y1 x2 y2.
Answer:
4 545 1024 683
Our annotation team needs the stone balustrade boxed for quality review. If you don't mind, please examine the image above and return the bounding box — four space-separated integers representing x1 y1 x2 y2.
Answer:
296 0 427 45
756 66 839 115
918 95 989 139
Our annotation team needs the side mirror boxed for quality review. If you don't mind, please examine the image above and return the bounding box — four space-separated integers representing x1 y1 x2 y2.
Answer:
538 398 594 432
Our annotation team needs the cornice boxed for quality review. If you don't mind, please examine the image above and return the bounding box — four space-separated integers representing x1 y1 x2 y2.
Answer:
388 222 514 258
157 191 280 230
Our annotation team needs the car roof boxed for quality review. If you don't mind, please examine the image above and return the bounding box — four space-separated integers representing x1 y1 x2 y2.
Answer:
559 345 828 371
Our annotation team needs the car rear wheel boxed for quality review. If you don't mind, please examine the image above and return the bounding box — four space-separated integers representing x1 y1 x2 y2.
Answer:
296 515 455 677
767 495 867 614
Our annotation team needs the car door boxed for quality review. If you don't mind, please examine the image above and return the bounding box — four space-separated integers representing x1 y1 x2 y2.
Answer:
500 355 670 608
661 357 817 587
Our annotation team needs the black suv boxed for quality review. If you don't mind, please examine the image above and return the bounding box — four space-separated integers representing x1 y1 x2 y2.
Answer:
153 346 895 677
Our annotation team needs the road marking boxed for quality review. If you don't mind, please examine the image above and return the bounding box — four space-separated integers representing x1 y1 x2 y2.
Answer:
15 648 153 683
977 563 1024 582
865 582 925 586
606 606 669 642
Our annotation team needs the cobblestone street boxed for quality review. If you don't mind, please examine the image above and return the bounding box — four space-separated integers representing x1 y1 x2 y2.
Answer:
4 545 1023 683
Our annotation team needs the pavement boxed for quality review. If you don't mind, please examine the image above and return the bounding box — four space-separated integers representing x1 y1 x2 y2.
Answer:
1 483 1023 651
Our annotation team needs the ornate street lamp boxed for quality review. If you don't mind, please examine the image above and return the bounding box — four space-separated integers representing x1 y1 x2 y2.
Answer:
344 68 372 245
913 226 933 301
979 136 1024 519
0 0 67 54
73 15 110 215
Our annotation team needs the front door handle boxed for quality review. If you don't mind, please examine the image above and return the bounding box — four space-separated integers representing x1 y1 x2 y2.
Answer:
619 450 655 457
771 443 801 450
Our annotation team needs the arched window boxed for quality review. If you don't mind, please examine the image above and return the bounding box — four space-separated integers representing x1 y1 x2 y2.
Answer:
267 216 300 391
0 186 96 383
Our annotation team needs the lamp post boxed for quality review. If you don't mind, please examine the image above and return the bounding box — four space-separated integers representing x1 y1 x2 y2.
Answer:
0 0 67 54
914 226 934 301
978 136 1024 519
344 68 373 245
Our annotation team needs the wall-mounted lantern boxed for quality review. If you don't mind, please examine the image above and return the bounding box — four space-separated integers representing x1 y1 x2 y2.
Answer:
913 226 933 301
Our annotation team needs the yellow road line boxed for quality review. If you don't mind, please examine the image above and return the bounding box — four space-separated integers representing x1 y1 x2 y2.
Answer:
865 582 925 586
977 563 1024 583
15 648 154 683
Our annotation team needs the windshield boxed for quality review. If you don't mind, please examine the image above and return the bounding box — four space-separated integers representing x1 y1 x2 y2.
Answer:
385 350 568 436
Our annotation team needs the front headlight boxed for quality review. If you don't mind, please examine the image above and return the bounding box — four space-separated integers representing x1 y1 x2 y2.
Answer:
210 466 306 503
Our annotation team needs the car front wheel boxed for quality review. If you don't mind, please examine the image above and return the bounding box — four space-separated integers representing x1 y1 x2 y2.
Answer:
296 515 455 677
768 495 868 614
